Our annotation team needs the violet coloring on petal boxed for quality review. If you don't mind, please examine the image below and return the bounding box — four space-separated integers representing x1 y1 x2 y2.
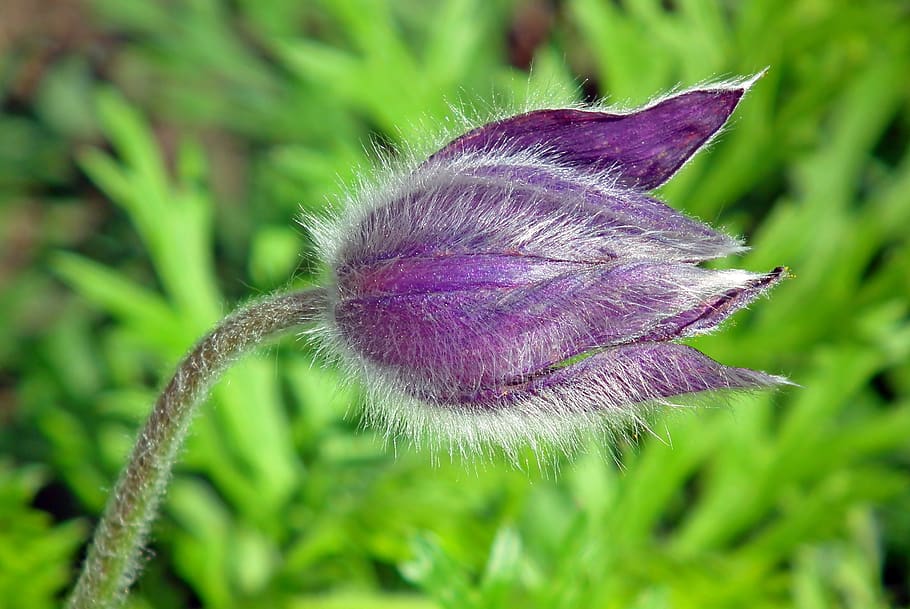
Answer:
312 75 788 452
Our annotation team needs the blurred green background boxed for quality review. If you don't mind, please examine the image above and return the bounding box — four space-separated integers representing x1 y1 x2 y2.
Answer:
2 0 909 607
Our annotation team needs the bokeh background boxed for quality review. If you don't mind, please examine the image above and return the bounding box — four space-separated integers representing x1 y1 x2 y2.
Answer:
2 0 909 607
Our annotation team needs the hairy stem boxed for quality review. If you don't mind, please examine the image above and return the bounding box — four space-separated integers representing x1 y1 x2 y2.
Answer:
66 288 327 609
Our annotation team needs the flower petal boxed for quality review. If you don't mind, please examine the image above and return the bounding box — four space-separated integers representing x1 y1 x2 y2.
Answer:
336 252 576 297
337 155 742 270
493 342 786 408
430 85 751 190
334 258 778 403
640 266 788 341
360 343 786 451
456 160 745 261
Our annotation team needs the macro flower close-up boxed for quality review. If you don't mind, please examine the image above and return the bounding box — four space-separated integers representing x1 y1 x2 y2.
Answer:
8 2 910 608
318 76 787 450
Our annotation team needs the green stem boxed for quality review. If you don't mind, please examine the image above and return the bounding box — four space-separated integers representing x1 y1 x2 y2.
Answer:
66 288 327 609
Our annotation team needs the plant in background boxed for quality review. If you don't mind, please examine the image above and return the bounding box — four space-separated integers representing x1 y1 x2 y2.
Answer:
67 75 786 608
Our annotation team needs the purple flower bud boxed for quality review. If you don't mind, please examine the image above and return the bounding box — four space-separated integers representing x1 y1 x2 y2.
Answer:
313 76 788 451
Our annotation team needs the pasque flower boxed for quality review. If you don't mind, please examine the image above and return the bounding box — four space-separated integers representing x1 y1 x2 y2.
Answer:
67 76 789 609
316 75 788 451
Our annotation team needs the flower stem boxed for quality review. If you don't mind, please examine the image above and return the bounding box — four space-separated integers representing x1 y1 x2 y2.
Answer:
66 288 327 609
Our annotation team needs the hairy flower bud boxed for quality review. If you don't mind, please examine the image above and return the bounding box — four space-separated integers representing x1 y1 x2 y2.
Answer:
312 76 788 452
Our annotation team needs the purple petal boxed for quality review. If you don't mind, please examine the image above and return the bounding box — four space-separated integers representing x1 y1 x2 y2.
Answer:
335 257 777 403
430 86 749 190
336 253 576 297
494 342 785 408
640 266 787 341
337 157 742 270
456 161 744 261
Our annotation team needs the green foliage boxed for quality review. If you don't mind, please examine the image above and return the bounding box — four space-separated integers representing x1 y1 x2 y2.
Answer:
0 464 85 609
2 0 909 607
